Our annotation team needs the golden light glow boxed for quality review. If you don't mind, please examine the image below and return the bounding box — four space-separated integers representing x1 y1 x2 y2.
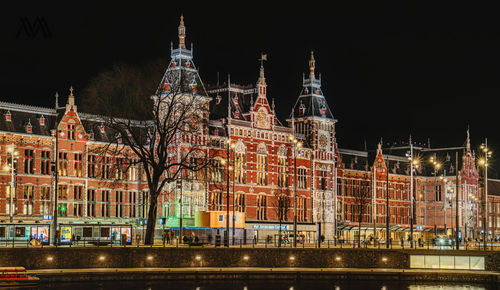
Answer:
243 255 249 261
195 255 202 261
297 142 303 148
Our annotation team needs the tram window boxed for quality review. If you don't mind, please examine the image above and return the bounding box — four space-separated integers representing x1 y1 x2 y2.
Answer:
83 227 92 238
0 227 5 237
15 227 25 237
100 227 110 238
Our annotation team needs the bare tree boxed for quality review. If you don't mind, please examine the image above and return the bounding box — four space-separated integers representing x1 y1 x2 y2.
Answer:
352 176 371 247
273 188 291 247
82 61 211 245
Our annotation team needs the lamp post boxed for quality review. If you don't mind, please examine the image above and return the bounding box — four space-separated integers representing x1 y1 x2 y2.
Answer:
224 141 235 247
429 156 441 237
406 145 419 248
5 145 18 224
479 139 492 250
289 136 302 248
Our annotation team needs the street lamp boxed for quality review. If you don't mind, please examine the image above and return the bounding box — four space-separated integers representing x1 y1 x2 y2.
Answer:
5 145 18 223
406 147 419 248
432 160 441 237
224 141 235 247
289 135 302 247
479 139 492 250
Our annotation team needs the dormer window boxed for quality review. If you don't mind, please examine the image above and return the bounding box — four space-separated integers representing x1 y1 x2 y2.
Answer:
186 62 191 68
214 129 218 136
100 125 105 134
316 90 320 95
26 121 32 134
172 62 176 68
191 84 197 93
164 83 170 92
215 95 222 104
320 105 326 117
304 88 309 94
298 103 306 115
234 111 239 118
233 96 238 105
5 111 11 122
39 115 45 126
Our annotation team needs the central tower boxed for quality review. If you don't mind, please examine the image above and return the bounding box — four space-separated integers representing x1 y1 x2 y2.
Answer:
289 51 337 239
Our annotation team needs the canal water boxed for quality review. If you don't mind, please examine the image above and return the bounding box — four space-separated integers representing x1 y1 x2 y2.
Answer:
36 280 496 290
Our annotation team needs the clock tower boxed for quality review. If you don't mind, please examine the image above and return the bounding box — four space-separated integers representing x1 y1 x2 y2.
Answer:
289 51 337 239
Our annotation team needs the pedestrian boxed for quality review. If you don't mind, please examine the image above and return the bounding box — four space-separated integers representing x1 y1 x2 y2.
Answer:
418 237 422 247
400 237 404 247
162 230 166 246
166 230 170 245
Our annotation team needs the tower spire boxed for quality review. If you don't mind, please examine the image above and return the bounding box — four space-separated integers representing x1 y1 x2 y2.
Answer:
178 14 186 49
309 50 316 79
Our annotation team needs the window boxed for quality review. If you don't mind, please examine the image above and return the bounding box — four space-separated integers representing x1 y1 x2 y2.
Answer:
87 154 97 178
23 149 34 174
211 159 224 183
101 157 111 179
128 191 137 218
298 168 308 189
318 167 328 190
256 143 268 186
22 185 34 215
211 191 223 211
87 189 96 217
73 185 83 200
277 146 288 187
57 184 68 200
235 193 245 212
58 203 68 216
74 153 83 177
58 152 68 176
297 196 307 222
234 142 246 184
101 190 110 217
40 186 51 215
40 150 51 175
257 195 267 220
115 191 124 218
67 124 76 140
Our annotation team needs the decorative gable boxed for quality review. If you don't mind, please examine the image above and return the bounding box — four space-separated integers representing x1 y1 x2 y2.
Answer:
39 115 45 126
5 110 11 122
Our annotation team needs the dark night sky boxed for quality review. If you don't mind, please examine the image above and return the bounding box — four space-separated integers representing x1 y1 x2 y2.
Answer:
1 2 499 175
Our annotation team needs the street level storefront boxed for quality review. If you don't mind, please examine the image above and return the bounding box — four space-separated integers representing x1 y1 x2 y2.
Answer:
58 223 133 245
336 223 435 243
246 222 317 244
0 223 50 245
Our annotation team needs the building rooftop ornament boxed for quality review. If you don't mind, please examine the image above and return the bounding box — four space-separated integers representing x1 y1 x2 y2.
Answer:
66 86 77 112
178 14 186 49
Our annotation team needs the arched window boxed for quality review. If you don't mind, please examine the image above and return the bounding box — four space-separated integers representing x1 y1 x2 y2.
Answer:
277 145 288 187
256 143 268 185
234 141 246 183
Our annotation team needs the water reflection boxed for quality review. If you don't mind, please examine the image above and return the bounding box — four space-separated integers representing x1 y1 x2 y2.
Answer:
37 280 493 290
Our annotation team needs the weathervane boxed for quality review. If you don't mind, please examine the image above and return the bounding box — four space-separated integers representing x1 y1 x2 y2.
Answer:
259 53 267 67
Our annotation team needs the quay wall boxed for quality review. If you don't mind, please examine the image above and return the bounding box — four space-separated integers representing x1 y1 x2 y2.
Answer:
1 247 499 271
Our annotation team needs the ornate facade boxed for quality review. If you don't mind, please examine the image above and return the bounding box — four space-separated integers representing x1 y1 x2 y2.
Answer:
0 16 498 243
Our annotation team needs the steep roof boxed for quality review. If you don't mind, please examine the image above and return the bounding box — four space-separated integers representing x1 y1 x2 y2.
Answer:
290 51 335 120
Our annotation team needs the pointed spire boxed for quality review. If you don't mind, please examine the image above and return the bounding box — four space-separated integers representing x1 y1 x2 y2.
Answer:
66 86 77 112
178 14 186 49
309 50 316 79
55 92 59 109
466 126 471 150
